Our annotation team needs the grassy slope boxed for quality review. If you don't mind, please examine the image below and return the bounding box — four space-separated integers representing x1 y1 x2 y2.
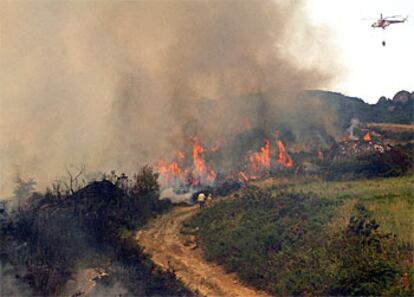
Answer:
184 175 414 296
282 175 414 244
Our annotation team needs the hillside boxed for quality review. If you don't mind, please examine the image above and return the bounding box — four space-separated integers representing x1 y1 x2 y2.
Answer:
193 89 413 151
184 176 414 296
308 90 414 128
1 88 412 296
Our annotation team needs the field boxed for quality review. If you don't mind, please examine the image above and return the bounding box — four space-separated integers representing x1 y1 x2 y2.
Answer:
280 175 414 244
184 174 414 296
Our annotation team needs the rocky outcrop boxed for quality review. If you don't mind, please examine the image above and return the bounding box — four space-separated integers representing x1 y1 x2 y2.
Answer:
392 90 411 104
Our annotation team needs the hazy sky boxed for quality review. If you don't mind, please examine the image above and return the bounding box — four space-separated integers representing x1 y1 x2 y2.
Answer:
307 0 414 103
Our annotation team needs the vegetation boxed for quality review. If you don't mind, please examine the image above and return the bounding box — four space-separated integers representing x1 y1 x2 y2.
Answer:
322 144 413 180
184 177 413 296
0 167 193 296
284 175 414 244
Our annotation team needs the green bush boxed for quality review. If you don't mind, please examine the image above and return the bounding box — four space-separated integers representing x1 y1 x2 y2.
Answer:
329 205 401 296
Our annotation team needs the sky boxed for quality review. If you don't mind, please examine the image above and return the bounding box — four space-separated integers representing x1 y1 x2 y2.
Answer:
306 0 414 103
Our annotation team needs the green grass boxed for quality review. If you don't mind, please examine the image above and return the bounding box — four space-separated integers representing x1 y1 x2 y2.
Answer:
184 180 414 296
281 175 413 202
272 175 414 244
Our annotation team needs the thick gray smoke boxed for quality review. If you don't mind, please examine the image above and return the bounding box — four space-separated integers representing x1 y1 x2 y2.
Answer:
0 1 340 197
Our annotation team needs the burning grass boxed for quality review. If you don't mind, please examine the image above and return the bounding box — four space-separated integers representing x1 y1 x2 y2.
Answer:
154 135 295 190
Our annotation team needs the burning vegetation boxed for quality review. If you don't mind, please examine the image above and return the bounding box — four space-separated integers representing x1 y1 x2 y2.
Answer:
363 132 372 142
155 135 294 190
151 105 414 199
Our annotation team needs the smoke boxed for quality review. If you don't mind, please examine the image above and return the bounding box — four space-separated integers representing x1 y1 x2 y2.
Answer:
160 187 193 204
347 118 361 140
0 1 340 196
89 281 129 297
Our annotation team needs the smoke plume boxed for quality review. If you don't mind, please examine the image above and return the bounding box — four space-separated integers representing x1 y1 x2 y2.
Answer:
0 1 339 196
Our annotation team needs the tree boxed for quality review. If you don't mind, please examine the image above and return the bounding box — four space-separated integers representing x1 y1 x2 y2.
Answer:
64 164 86 194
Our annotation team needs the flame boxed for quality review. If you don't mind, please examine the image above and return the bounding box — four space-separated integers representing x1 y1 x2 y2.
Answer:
363 132 371 142
207 167 217 183
156 140 218 187
156 135 296 189
262 140 271 168
192 140 216 185
277 140 293 168
156 160 183 184
246 139 271 175
155 151 187 185
193 141 206 173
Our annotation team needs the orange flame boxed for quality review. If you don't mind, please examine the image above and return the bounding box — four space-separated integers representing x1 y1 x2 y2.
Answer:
192 140 216 185
155 151 188 185
193 141 206 174
156 160 183 184
277 140 293 168
246 139 271 175
156 135 296 188
363 132 371 142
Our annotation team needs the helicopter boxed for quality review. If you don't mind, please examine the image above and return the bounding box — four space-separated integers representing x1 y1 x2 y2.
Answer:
370 13 408 30
365 14 408 46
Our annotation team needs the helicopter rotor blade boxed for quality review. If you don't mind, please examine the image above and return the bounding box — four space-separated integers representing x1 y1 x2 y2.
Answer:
384 15 404 19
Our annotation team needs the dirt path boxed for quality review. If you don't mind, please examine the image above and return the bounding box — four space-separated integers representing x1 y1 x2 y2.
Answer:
136 205 270 297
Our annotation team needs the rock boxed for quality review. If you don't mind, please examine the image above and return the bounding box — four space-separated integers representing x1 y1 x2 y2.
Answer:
377 96 388 104
392 90 411 104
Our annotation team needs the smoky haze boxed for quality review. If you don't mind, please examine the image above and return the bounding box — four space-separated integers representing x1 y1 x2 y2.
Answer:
0 0 340 197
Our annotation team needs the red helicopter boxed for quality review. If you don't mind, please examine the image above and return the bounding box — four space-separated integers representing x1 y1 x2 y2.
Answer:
370 13 408 29
365 14 408 46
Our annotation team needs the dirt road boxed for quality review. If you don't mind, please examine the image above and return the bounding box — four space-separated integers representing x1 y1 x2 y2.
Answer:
136 205 270 297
